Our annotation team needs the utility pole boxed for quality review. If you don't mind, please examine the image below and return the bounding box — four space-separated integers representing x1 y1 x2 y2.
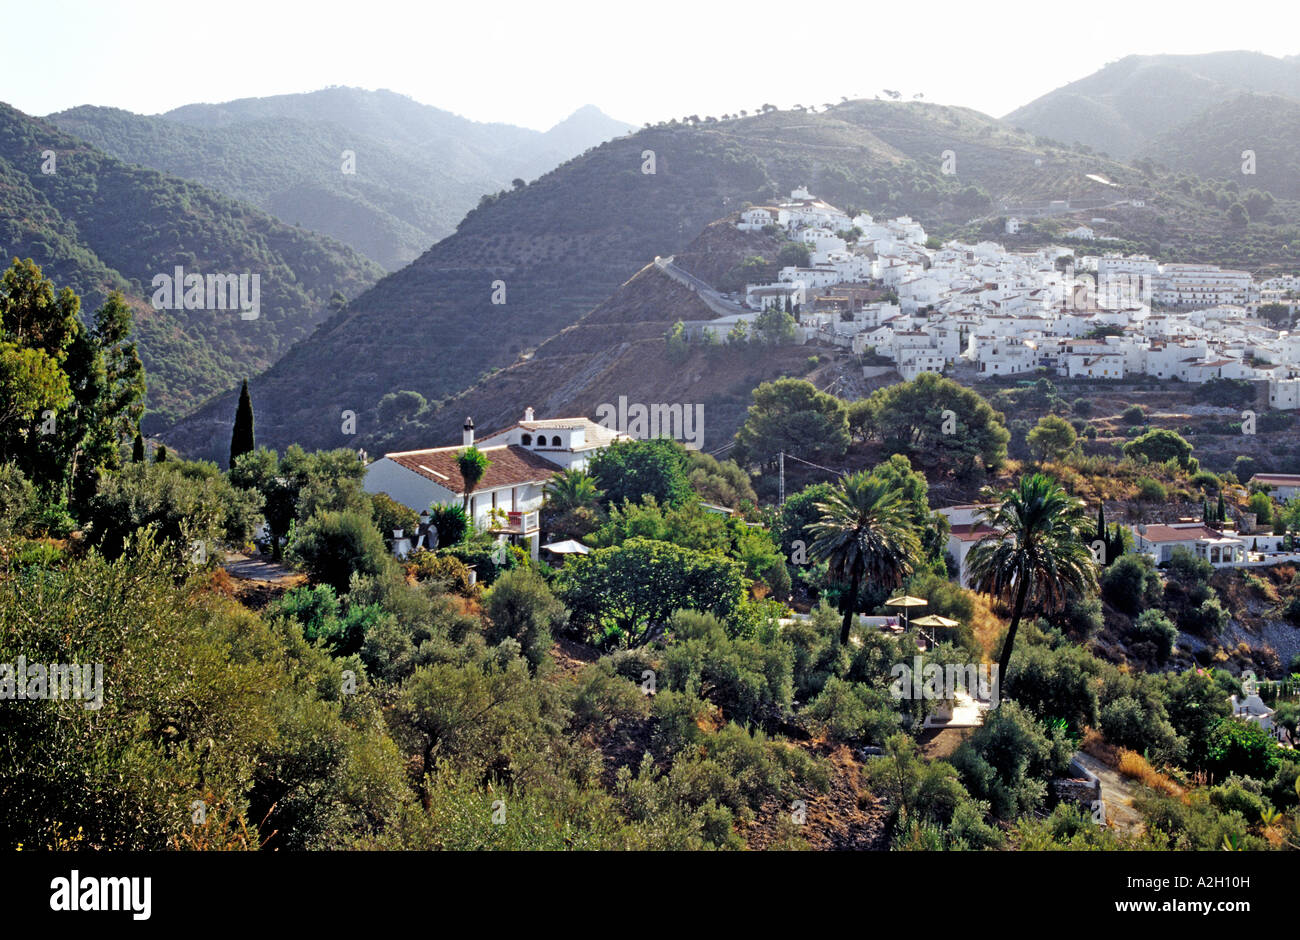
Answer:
778 451 785 506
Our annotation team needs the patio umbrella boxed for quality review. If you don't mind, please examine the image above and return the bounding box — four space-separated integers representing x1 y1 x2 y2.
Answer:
911 614 960 628
911 613 960 647
885 594 928 632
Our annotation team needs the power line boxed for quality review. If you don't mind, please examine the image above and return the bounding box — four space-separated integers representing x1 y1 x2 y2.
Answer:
780 451 849 477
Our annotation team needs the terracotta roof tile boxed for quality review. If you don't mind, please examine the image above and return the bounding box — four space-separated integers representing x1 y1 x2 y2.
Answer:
948 523 1001 542
1139 524 1232 543
387 444 561 493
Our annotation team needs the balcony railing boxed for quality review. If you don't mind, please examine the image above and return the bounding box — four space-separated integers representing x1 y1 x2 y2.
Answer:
490 510 539 534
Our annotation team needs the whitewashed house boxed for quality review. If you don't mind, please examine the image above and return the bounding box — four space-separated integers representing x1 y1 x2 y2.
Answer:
896 348 947 381
1066 351 1126 379
1132 523 1246 566
1251 474 1300 501
364 411 626 560
738 206 779 231
1269 378 1300 410
937 504 1001 587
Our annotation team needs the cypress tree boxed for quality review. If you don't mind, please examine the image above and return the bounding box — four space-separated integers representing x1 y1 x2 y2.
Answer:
1202 495 1209 522
154 444 168 463
132 431 145 463
1216 492 1226 525
1096 502 1106 542
230 379 255 467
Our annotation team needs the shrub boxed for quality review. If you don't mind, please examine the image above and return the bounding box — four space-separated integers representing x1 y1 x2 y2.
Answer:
288 510 392 594
1209 776 1266 821
1100 554 1161 615
1190 470 1221 494
1005 644 1100 732
660 610 793 728
484 567 569 669
805 677 900 744
87 459 261 564
1182 596 1230 635
1204 717 1281 780
1136 477 1167 502
1121 404 1145 424
428 504 468 547
1132 609 1177 659
951 701 1072 820
372 492 419 537
568 661 652 732
407 551 476 595
0 464 37 538
1123 429 1194 469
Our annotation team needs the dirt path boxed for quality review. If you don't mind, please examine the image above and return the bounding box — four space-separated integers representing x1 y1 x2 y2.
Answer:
1074 752 1145 833
220 551 305 609
224 551 300 582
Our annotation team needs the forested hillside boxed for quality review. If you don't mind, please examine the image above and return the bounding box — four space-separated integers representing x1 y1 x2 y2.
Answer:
157 101 1153 460
0 102 381 426
163 99 1300 461
50 88 636 269
1141 93 1300 201
1005 51 1300 159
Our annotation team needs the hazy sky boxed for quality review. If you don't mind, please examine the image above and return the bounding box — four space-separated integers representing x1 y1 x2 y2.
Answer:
7 0 1297 128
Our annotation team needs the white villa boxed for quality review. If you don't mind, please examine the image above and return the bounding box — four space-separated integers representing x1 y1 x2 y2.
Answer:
1131 522 1247 566
363 409 627 559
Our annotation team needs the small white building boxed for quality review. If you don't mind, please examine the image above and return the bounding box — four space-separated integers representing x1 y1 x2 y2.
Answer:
937 503 1001 587
738 206 779 231
1230 693 1275 735
1269 378 1300 410
1250 473 1300 501
1132 523 1246 566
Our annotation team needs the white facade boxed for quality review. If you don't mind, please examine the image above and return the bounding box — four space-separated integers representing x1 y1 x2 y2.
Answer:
727 189 1299 389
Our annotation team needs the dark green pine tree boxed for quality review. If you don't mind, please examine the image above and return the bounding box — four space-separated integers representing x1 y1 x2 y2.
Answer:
1216 492 1226 525
1096 502 1106 542
1202 495 1209 522
154 444 168 463
132 431 145 463
1109 522 1125 562
230 379 255 467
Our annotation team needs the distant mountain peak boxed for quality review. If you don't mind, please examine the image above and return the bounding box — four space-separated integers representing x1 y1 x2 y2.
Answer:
542 105 635 150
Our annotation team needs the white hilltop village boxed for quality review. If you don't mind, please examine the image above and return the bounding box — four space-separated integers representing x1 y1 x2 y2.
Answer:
699 187 1300 407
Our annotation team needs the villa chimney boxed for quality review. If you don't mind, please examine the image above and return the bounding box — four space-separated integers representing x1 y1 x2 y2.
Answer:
463 417 474 447
524 406 535 422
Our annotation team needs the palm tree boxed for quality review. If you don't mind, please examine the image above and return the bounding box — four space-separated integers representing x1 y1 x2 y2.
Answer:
966 473 1097 682
808 471 922 645
456 446 491 515
542 468 603 539
544 468 601 512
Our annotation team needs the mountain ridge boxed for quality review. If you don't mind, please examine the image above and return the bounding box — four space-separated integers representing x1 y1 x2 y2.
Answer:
0 101 381 426
48 88 636 269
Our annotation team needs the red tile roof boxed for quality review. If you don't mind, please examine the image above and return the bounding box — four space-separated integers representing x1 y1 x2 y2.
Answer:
948 523 1001 542
1139 524 1231 543
386 444 561 493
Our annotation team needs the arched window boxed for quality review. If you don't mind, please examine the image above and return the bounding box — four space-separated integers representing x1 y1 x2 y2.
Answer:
521 434 532 445
550 435 561 447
